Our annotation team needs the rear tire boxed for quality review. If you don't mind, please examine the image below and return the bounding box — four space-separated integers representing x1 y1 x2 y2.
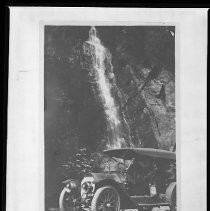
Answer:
91 186 120 211
171 187 176 211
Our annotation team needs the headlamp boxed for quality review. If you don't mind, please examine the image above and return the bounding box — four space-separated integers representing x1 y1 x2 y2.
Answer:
66 180 78 189
81 181 93 193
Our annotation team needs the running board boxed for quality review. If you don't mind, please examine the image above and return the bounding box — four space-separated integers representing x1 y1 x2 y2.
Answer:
130 195 170 207
137 202 170 207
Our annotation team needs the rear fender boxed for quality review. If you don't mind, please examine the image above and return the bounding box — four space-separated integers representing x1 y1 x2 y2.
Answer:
94 179 136 209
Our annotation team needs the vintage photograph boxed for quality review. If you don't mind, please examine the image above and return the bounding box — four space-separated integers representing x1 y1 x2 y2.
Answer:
44 25 176 211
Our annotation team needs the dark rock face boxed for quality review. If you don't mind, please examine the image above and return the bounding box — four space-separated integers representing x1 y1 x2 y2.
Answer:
44 26 175 207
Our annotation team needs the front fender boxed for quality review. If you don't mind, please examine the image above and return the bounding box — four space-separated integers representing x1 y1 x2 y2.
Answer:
62 178 75 184
94 179 137 209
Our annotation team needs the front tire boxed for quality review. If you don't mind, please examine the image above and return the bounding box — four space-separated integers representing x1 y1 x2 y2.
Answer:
91 186 120 211
59 187 78 211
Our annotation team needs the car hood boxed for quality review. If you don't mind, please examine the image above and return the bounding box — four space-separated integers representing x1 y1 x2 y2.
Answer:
90 172 125 183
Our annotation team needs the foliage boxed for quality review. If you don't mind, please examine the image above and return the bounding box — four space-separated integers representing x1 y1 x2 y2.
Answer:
62 148 103 180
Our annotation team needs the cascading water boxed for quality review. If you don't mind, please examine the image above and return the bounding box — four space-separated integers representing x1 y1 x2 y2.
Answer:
84 26 129 149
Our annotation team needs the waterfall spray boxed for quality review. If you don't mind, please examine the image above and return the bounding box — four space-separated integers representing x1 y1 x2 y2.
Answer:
84 26 127 148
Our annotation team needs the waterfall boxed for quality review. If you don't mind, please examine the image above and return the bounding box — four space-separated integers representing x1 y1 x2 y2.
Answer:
83 26 128 149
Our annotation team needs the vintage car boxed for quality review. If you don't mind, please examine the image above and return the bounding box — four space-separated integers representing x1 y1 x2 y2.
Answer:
59 148 176 211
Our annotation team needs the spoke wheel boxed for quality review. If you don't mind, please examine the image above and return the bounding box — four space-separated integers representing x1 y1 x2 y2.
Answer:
91 186 120 211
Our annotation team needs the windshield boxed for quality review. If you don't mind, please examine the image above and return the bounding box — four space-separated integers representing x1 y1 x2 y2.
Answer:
97 152 131 173
90 151 132 175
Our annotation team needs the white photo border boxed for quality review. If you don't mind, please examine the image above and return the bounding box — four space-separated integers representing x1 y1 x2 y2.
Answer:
7 8 207 211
